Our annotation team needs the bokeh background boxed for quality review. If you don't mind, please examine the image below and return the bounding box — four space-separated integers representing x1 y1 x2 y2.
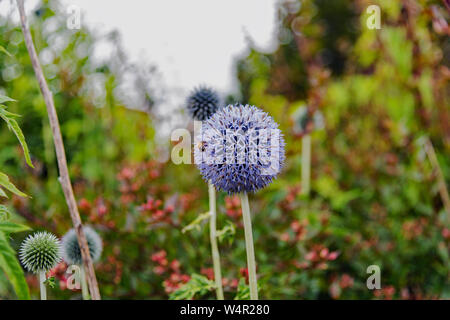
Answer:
0 0 449 299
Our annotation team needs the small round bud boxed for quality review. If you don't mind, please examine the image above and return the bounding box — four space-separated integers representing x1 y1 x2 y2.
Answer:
61 226 103 265
186 86 221 121
20 232 61 273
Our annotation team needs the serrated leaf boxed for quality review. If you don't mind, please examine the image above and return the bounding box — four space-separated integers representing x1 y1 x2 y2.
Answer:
0 105 20 117
0 95 16 104
0 110 34 168
0 205 10 221
0 232 31 300
169 274 215 300
0 221 30 234
0 172 27 197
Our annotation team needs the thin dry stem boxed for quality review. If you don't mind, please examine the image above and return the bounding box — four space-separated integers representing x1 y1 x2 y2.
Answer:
16 0 100 300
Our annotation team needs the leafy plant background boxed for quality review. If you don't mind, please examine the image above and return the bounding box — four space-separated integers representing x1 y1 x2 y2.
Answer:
0 0 449 299
0 82 32 299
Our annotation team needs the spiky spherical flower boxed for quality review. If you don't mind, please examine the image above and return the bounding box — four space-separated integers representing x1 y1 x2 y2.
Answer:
61 226 102 265
195 104 285 194
186 86 221 121
20 232 61 274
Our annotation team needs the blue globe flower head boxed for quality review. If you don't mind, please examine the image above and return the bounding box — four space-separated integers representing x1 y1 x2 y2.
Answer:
186 86 221 121
195 104 285 194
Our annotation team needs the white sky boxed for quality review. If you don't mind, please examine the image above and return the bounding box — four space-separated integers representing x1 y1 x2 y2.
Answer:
2 0 279 94
62 0 279 95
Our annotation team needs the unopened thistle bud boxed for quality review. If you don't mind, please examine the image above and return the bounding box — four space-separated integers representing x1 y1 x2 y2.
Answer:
61 226 103 265
20 232 61 274
186 86 221 121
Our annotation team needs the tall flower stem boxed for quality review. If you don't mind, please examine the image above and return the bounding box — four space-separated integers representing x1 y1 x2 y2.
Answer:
301 134 311 196
80 266 90 300
239 192 258 300
208 181 224 300
39 271 47 300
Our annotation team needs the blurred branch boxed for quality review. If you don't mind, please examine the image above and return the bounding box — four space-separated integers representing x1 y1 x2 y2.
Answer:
443 0 450 14
16 0 101 300
425 137 450 221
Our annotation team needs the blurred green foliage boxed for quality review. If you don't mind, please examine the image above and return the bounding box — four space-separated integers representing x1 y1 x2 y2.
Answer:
0 86 31 300
0 0 449 300
235 0 449 299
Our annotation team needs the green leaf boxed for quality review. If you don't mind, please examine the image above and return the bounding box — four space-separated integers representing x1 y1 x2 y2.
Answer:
0 232 31 300
169 274 215 300
0 205 10 221
217 220 236 244
0 108 34 168
0 187 7 198
0 46 12 57
0 105 20 117
0 95 16 104
234 278 250 300
0 221 30 234
0 172 28 197
181 212 210 234
44 276 56 289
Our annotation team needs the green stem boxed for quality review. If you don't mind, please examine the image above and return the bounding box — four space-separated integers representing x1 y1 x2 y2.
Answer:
239 192 258 300
39 271 46 300
80 266 90 300
301 134 311 196
208 181 224 300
